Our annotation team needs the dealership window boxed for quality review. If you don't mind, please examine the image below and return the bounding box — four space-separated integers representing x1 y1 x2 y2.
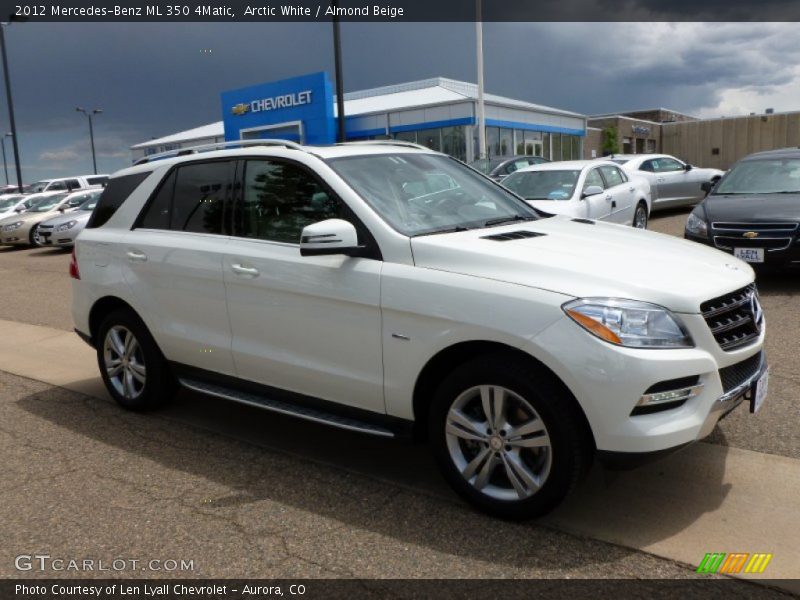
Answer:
571 136 581 161
514 129 524 154
646 139 656 153
552 134 562 161
525 131 543 157
240 160 343 243
498 128 513 157
486 127 500 158
441 126 466 161
623 137 633 154
395 131 417 143
417 128 442 152
542 133 550 159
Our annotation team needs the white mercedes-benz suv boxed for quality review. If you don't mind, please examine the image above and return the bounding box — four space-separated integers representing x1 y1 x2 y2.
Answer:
71 140 767 519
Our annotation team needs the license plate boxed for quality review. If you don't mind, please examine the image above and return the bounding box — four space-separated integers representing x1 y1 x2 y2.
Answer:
734 247 764 263
750 369 769 414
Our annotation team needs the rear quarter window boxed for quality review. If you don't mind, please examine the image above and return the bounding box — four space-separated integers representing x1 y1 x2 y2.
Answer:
86 171 151 229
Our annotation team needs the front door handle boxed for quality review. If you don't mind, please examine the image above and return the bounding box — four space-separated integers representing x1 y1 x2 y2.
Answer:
126 250 148 263
629 187 635 192
605 195 613 201
231 263 259 277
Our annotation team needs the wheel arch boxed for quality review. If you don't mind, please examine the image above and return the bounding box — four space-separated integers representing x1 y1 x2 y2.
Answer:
411 340 596 450
88 296 142 346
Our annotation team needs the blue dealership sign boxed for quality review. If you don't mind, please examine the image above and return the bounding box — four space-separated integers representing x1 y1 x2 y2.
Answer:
221 72 335 145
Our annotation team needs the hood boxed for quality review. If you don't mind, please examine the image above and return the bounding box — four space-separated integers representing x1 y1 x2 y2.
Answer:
41 211 91 228
410 216 753 314
0 207 59 226
703 193 800 223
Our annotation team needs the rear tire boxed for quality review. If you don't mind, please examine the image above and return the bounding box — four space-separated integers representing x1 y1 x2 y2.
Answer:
633 202 648 229
428 355 592 520
96 308 177 411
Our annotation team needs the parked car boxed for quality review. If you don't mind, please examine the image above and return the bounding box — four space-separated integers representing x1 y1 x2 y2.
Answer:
0 194 29 219
0 192 71 245
502 160 651 228
72 140 766 520
27 174 109 194
35 189 103 248
469 155 549 181
608 154 724 210
685 147 800 269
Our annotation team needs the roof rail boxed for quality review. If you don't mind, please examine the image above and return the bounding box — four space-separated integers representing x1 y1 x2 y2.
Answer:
133 139 307 165
337 140 433 151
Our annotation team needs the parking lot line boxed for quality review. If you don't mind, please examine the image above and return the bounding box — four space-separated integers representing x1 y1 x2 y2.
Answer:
1 316 798 589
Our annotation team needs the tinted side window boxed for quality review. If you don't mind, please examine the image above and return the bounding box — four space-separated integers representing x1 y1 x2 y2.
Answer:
138 170 176 230
170 162 233 234
655 157 684 172
86 172 152 229
48 181 67 191
65 179 81 190
240 160 343 243
639 160 654 173
599 166 625 187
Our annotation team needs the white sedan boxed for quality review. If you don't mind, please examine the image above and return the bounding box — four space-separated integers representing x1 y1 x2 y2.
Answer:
502 160 652 228
609 154 724 210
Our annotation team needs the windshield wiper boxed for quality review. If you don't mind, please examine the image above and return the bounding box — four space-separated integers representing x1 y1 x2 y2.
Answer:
414 225 473 236
483 214 534 227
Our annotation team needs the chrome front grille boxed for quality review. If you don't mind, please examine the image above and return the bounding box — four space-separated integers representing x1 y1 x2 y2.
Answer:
712 222 798 251
701 284 764 351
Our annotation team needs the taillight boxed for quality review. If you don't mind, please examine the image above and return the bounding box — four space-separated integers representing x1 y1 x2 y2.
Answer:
69 247 80 280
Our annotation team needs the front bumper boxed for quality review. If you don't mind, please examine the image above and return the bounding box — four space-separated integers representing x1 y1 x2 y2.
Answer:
36 225 78 247
526 312 766 455
685 230 800 269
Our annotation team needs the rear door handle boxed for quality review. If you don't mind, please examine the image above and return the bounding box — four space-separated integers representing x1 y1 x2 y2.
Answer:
629 187 635 192
126 250 147 263
231 263 259 277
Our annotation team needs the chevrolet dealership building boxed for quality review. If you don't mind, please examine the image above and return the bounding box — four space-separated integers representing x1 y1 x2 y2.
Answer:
131 72 588 164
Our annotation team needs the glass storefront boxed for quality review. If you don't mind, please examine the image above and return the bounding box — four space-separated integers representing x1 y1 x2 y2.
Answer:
395 125 582 163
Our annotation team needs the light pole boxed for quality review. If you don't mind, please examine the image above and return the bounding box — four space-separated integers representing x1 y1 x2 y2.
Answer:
0 21 24 192
331 4 346 143
0 132 11 184
76 107 102 174
476 0 486 160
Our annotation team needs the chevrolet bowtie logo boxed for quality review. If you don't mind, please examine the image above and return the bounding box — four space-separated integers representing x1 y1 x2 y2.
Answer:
743 231 759 239
231 103 250 116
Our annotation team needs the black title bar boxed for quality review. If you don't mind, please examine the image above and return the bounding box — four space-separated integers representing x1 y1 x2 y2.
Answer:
1 0 799 22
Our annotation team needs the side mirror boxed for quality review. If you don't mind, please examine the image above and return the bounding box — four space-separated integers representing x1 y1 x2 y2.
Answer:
701 181 714 193
581 185 604 199
300 219 363 257
684 163 693 171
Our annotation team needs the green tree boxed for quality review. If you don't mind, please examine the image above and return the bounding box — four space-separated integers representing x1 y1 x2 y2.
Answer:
601 127 619 156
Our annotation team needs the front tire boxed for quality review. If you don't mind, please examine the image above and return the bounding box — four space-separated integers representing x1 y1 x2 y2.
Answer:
633 202 648 229
30 224 42 246
96 309 177 411
429 356 591 520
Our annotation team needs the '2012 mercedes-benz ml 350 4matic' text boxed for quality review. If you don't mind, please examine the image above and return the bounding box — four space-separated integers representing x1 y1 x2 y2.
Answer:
71 140 768 519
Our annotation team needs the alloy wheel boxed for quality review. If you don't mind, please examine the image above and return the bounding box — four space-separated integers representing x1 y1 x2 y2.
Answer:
445 385 552 501
634 205 648 229
103 325 147 400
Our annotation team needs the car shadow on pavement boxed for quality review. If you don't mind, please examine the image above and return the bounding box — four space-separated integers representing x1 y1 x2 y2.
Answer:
16 382 730 573
27 247 71 256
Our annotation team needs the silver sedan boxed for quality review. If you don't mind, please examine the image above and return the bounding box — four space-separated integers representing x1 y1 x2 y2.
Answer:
35 191 101 248
609 154 724 210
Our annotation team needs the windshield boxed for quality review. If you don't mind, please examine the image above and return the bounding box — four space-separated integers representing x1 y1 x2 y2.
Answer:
29 181 51 193
468 158 504 175
715 159 800 195
30 194 68 212
0 198 16 210
503 170 581 200
328 153 537 236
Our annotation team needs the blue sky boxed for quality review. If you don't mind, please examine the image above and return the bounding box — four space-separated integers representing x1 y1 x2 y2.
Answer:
2 22 798 181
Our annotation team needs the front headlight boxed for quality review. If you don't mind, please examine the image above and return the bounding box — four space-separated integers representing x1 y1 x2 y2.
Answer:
4 221 23 231
56 220 77 232
685 212 708 237
563 298 694 348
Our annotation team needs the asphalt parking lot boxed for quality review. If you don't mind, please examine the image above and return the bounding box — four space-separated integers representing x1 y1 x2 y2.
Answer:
0 209 798 589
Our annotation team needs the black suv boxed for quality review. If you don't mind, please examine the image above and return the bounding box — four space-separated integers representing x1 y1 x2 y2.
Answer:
685 147 800 269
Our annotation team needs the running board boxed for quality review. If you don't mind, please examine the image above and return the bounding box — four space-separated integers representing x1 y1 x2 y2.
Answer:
179 378 395 438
